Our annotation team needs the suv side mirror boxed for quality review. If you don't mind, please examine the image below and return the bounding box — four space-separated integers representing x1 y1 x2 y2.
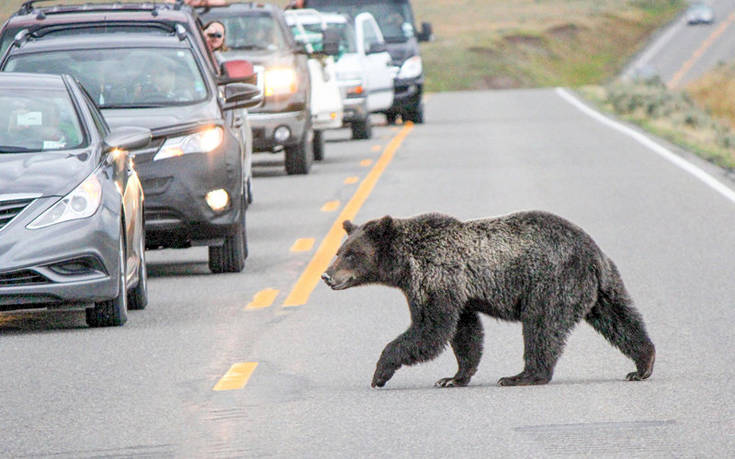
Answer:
104 127 151 152
367 41 387 55
219 59 255 85
321 27 340 56
222 83 262 111
417 22 433 42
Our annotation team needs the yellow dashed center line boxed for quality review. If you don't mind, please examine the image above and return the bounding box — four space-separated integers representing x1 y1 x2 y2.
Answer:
290 238 315 252
321 200 341 212
245 288 279 310
360 159 373 167
344 176 360 184
213 362 258 391
668 11 735 89
282 122 415 307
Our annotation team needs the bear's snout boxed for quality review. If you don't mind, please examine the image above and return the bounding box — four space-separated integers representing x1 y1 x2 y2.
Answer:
321 272 333 287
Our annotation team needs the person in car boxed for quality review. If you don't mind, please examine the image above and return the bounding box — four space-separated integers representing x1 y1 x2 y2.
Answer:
204 21 228 52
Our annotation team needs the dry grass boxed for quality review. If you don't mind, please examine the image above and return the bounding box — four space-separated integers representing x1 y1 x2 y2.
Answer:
579 80 735 170
412 0 685 91
686 62 735 129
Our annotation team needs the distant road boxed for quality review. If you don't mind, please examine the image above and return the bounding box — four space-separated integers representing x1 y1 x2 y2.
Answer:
622 0 735 87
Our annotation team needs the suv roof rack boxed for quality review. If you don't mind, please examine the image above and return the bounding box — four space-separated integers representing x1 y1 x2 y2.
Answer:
17 1 189 17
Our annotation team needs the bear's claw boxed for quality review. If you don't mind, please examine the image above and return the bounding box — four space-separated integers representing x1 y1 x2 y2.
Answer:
434 377 468 388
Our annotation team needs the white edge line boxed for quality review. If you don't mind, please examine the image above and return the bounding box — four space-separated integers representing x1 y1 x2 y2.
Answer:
555 87 735 205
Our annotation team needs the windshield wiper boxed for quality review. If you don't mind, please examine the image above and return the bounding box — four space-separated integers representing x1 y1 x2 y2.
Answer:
100 103 169 109
0 145 35 153
231 44 270 50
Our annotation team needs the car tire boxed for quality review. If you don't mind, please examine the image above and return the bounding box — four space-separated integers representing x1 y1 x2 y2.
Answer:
246 176 253 204
351 117 372 140
209 198 247 273
127 230 148 310
284 127 314 175
313 130 325 161
86 223 128 327
404 103 425 124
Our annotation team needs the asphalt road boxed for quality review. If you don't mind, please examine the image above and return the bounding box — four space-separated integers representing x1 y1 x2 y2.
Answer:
623 0 735 88
1 89 734 457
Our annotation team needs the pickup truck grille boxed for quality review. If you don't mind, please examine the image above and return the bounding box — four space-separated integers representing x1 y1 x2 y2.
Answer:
0 197 35 231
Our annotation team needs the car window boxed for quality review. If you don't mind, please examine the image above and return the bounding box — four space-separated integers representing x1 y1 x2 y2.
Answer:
5 47 209 108
214 12 288 51
79 89 110 138
0 88 86 153
361 18 381 51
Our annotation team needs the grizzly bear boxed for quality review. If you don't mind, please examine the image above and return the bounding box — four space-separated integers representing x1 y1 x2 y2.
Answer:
321 211 655 388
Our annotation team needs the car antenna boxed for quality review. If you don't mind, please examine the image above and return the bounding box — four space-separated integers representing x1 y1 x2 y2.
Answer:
18 0 56 15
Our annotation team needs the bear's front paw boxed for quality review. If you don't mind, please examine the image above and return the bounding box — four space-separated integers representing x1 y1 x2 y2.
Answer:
371 364 397 388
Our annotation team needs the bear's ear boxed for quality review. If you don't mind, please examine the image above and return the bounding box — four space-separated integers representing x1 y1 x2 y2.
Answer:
370 215 394 241
342 220 356 234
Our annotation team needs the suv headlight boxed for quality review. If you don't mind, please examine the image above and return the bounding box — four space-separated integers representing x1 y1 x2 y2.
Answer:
397 56 423 79
154 126 224 161
265 68 298 96
28 172 103 229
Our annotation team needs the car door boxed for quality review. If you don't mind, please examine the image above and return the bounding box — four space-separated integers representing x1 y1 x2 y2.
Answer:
355 13 394 113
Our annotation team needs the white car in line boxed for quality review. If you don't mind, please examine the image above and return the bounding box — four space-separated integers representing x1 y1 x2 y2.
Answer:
286 9 343 160
288 9 394 140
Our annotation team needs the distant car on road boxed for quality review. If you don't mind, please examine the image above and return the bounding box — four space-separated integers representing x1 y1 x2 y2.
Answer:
0 72 150 327
1 6 262 273
686 3 715 25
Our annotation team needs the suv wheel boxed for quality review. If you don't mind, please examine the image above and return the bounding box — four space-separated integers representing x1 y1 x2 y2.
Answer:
127 230 148 310
209 198 247 273
351 117 372 140
87 222 128 327
313 130 325 161
285 127 314 175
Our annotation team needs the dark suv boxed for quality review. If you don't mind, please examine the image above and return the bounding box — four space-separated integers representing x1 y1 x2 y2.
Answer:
201 2 315 175
1 2 261 273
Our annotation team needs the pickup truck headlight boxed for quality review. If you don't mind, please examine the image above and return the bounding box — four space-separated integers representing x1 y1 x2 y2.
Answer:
154 126 224 161
397 56 423 79
28 172 102 229
265 68 298 96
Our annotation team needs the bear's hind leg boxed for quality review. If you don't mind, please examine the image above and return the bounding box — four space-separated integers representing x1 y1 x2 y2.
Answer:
585 297 655 381
498 317 572 387
435 310 483 388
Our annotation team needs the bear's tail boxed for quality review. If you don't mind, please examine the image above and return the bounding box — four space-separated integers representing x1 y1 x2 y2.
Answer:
586 255 655 380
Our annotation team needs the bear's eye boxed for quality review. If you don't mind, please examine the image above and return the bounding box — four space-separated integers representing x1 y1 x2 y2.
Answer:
344 252 357 261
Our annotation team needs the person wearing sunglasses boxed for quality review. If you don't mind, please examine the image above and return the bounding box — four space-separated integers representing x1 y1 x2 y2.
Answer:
204 21 228 52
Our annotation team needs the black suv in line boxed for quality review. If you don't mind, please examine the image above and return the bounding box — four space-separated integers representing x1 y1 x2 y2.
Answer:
201 2 315 175
1 2 261 273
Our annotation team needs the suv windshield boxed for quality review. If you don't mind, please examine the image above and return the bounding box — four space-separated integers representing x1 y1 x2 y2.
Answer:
307 0 415 42
0 88 85 153
5 47 208 108
215 12 288 51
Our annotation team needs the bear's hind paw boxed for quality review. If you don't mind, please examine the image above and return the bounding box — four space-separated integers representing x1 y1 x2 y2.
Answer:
434 377 469 388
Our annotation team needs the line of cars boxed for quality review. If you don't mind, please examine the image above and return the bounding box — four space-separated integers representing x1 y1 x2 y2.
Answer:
0 0 430 327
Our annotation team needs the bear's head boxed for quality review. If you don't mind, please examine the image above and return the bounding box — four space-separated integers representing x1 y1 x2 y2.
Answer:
322 216 397 290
